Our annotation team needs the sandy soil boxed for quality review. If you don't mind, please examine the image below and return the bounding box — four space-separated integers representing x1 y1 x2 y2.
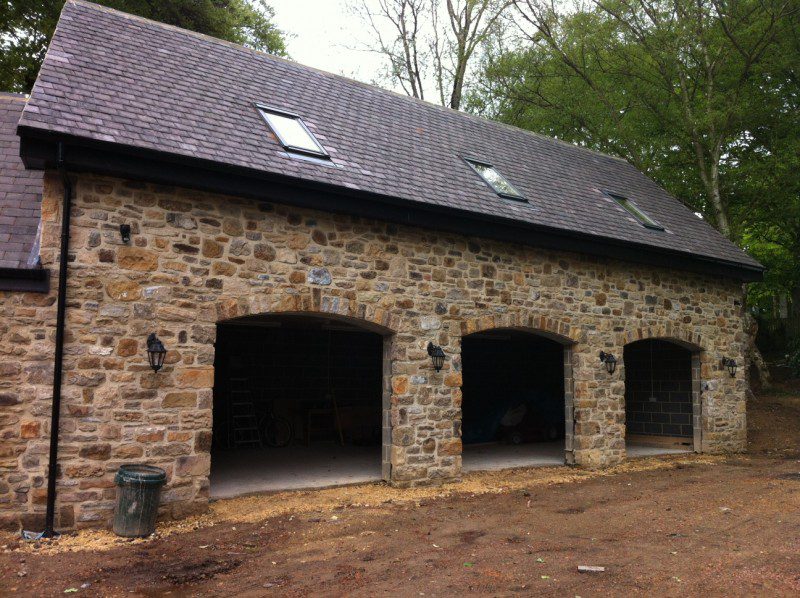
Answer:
2 386 799 597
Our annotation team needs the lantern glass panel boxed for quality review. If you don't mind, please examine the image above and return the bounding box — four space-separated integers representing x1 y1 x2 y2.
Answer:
605 356 617 374
147 334 167 372
428 343 445 372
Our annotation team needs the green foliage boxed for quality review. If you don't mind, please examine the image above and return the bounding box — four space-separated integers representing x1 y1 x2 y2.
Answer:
0 0 288 93
469 0 799 323
727 13 800 319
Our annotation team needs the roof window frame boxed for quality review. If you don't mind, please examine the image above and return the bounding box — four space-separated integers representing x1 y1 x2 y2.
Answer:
603 190 665 231
463 157 526 202
255 103 329 159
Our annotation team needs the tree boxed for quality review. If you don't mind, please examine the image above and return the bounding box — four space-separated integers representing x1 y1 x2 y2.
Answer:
471 0 794 239
439 0 514 108
730 9 800 326
0 0 288 93
469 0 798 373
351 0 511 109
355 0 428 100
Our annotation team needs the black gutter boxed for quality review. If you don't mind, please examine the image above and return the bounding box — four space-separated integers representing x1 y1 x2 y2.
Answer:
0 267 49 293
17 130 764 282
43 142 72 538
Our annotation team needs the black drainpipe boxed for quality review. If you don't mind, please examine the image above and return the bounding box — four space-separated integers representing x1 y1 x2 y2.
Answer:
43 143 72 537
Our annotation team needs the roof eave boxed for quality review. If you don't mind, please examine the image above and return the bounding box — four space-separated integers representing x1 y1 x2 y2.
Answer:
0 266 50 293
17 126 764 283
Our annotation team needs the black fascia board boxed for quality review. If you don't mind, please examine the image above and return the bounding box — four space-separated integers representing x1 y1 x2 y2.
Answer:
0 266 50 292
18 127 764 283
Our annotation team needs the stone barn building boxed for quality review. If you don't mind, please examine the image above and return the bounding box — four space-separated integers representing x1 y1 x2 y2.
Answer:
0 1 762 531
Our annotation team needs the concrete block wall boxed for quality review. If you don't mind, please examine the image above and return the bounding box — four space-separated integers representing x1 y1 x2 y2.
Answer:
624 340 694 438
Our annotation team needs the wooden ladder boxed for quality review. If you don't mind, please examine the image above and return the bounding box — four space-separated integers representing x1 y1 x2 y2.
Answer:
228 378 262 449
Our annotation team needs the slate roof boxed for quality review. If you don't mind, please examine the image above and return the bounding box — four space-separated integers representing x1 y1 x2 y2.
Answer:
0 93 41 269
17 0 761 273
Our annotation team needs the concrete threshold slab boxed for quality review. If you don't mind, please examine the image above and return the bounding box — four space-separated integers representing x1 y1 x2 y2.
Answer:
209 441 690 500
210 443 382 499
462 441 565 473
626 444 693 458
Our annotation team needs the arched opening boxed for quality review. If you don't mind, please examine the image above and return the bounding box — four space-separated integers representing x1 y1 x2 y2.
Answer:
623 338 700 456
460 328 572 471
210 312 392 498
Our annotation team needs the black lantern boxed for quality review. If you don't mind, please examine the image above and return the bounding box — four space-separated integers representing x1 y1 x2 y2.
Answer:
427 342 445 372
599 351 617 374
119 223 131 243
147 333 167 373
721 357 737 378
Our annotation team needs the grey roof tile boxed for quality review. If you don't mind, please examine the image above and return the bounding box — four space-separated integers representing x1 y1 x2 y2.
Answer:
18 0 760 270
0 93 42 269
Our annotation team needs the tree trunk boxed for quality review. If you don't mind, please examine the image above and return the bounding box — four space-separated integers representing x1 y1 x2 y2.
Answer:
449 57 468 109
744 307 771 395
707 160 732 239
790 284 800 323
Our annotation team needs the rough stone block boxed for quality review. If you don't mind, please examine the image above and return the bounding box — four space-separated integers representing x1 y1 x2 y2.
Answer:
162 391 197 408
117 247 158 271
79 444 112 460
175 454 211 477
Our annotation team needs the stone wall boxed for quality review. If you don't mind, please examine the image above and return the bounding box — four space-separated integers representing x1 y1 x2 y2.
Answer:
0 172 750 530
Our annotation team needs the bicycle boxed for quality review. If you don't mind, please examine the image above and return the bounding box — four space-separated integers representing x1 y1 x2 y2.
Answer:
258 401 293 447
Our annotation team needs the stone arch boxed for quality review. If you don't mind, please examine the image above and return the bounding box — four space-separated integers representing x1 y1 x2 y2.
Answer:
620 326 704 453
214 292 401 335
219 310 396 337
210 294 398 485
458 319 578 466
618 324 704 353
460 313 582 345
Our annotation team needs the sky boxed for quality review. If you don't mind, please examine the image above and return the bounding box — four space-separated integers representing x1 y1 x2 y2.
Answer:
268 0 389 87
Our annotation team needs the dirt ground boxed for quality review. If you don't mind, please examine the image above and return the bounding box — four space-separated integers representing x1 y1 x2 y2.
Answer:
2 385 799 597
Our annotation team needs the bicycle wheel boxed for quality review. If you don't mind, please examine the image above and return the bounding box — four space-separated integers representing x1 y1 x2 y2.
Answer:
263 416 293 447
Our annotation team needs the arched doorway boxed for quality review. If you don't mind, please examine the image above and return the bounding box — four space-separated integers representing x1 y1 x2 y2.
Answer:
210 312 392 498
460 328 572 471
623 338 700 455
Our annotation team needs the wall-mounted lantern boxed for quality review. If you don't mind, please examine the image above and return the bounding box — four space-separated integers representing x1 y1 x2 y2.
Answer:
119 224 131 243
427 342 445 372
146 333 167 373
721 357 737 378
599 351 617 375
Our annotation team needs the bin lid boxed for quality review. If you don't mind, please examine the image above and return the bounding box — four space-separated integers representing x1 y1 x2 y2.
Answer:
116 464 167 484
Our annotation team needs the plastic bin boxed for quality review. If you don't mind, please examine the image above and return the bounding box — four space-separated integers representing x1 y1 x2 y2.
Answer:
112 464 166 537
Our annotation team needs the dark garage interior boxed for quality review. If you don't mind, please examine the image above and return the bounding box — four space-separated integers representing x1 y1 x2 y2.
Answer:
210 314 385 497
460 329 566 471
624 339 695 450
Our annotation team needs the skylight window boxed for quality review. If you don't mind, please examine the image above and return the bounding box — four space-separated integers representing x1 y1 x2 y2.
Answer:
605 192 664 230
464 158 525 200
257 105 328 158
